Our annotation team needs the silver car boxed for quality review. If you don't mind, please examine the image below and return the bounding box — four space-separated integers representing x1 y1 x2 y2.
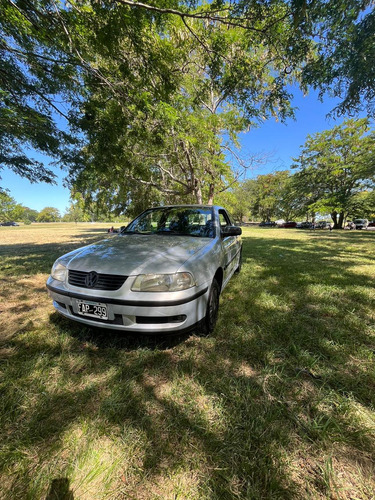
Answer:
353 219 369 230
47 205 242 334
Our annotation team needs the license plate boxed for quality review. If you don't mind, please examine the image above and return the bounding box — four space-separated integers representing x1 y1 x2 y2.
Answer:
77 300 108 320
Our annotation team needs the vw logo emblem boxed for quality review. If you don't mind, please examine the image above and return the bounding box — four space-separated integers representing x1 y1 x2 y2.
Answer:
85 271 99 288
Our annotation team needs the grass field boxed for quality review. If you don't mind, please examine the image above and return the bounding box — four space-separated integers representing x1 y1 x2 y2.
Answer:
1 223 375 499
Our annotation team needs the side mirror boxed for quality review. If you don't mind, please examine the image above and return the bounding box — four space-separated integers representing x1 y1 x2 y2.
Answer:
221 225 242 237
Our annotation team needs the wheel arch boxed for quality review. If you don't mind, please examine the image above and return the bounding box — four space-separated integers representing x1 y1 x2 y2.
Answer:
213 268 223 291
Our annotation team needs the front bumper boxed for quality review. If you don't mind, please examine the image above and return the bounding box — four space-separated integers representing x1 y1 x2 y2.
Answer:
46 279 209 333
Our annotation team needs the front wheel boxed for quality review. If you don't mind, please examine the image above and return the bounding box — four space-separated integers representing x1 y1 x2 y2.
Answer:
199 278 220 335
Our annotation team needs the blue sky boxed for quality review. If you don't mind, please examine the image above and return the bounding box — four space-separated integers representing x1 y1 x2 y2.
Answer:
2 157 71 215
241 87 343 175
2 87 348 214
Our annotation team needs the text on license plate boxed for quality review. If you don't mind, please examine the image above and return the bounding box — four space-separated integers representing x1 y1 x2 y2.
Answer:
77 300 108 319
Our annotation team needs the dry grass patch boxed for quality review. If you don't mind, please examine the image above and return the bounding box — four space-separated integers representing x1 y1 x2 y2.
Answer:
290 445 375 499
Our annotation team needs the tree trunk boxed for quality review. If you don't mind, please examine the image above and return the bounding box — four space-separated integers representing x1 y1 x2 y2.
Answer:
338 212 345 229
331 211 339 229
195 184 203 204
207 183 215 205
331 211 345 229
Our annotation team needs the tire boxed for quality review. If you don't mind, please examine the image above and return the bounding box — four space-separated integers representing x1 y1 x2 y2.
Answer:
199 278 220 335
235 247 242 274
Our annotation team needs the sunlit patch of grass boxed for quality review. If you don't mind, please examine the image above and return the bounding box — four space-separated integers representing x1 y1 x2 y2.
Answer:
63 429 133 499
1 224 375 498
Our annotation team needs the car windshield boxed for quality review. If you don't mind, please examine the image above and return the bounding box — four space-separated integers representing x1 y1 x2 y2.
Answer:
122 207 215 238
354 219 366 224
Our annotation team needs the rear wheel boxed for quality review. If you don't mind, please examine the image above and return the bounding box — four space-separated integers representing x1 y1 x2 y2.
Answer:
199 278 220 335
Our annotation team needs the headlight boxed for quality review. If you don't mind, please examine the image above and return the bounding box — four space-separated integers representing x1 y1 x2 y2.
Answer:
131 272 195 292
51 262 67 281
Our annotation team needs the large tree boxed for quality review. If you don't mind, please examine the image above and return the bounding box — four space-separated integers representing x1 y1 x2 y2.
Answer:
66 2 315 208
1 0 374 198
292 118 375 229
21 207 39 224
242 171 300 222
37 206 61 222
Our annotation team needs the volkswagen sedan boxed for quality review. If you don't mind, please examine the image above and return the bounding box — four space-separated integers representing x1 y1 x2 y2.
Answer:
47 205 242 334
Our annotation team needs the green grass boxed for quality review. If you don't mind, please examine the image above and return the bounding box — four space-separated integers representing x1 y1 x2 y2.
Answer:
1 224 375 499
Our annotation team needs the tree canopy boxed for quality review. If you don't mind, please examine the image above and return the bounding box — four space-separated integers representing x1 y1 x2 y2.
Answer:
37 206 61 222
1 0 374 205
68 5 313 209
242 172 293 222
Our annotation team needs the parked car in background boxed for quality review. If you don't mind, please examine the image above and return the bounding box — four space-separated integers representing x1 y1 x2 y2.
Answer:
47 205 242 335
297 221 313 229
315 221 329 229
279 221 297 228
366 221 375 230
353 219 369 230
275 219 285 226
259 221 276 227
0 221 19 226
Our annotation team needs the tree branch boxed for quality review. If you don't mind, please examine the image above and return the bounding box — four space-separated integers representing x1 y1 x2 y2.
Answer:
156 161 190 189
114 0 265 32
123 172 192 196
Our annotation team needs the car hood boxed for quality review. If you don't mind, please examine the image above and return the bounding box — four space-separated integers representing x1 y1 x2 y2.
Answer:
63 234 211 275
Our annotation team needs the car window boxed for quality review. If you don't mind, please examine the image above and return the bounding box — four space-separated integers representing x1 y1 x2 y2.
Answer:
123 207 215 237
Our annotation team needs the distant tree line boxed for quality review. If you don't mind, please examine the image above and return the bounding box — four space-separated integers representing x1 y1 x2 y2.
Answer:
0 191 121 223
0 192 60 223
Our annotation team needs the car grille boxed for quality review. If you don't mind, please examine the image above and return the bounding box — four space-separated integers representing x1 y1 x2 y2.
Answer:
68 270 127 290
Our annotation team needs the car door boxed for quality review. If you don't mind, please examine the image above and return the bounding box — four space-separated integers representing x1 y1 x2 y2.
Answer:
218 209 240 286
